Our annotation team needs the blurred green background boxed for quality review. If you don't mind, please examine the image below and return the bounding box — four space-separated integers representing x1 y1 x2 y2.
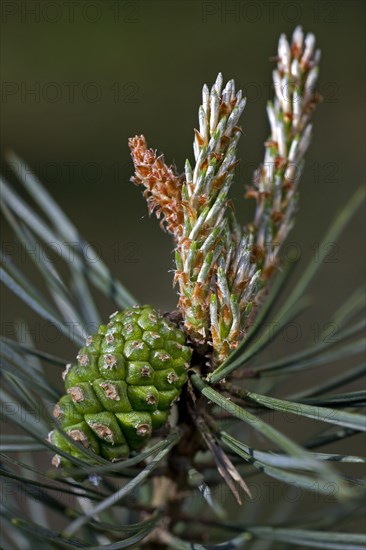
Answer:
1 0 365 384
1 0 365 537
1 0 364 307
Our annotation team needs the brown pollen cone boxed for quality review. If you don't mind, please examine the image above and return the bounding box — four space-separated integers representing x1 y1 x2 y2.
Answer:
129 135 184 239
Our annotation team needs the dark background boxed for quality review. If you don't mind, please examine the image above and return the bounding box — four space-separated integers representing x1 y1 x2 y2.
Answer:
1 0 365 538
1 0 365 360
1 0 365 306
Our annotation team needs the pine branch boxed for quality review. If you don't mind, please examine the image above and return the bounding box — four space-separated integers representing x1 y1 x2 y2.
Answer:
247 26 321 278
129 28 322 367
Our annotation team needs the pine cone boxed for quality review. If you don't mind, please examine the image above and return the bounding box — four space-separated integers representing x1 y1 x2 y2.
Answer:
49 305 192 466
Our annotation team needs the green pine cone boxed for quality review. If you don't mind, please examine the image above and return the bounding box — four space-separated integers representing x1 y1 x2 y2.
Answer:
49 305 192 466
